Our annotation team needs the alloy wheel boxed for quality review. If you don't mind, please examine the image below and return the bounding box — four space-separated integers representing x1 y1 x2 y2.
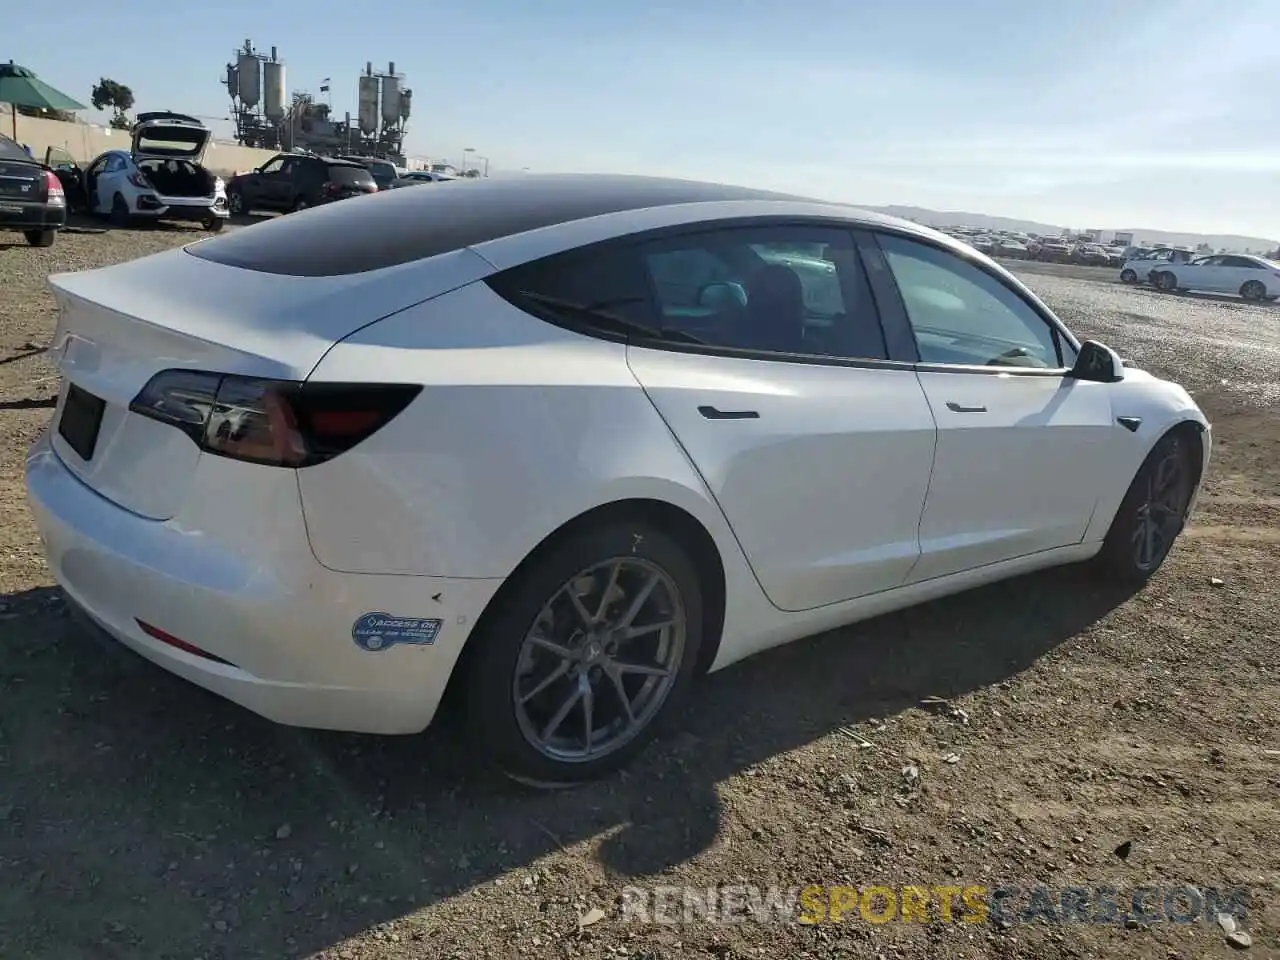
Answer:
1131 441 1188 571
512 557 686 763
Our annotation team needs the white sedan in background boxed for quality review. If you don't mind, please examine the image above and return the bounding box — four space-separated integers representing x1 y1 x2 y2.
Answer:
27 175 1210 785
1146 253 1280 301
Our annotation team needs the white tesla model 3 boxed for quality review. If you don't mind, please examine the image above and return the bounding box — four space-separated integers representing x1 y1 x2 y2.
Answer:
26 174 1210 784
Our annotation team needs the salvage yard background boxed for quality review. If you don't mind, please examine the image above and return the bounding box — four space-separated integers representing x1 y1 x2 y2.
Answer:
0 223 1276 959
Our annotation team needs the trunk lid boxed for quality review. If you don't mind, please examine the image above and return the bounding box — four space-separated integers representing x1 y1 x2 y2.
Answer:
132 112 212 164
46 242 494 520
0 158 45 204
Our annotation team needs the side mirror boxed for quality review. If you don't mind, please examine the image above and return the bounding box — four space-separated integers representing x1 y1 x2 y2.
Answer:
1068 339 1124 383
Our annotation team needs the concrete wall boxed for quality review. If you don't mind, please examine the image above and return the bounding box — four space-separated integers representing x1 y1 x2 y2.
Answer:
2 106 278 175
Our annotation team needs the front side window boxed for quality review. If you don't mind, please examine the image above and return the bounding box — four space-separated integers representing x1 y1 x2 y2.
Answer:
638 226 887 360
878 232 1063 369
260 157 285 174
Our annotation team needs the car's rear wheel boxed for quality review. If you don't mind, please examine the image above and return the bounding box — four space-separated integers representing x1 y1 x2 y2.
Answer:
203 216 225 233
110 193 130 228
292 197 309 213
23 229 55 248
1092 431 1195 584
1120 269 1137 284
1240 280 1266 302
227 190 245 215
462 521 703 787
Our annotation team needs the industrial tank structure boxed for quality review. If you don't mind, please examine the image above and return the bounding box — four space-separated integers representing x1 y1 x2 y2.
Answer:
220 42 411 162
263 59 287 122
380 64 401 125
223 40 285 149
358 67 380 135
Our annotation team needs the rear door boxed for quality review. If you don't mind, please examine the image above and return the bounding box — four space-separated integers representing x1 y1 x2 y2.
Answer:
872 231 1119 581
499 221 938 611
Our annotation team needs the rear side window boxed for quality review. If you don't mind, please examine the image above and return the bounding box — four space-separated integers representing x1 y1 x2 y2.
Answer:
491 224 890 362
328 165 374 186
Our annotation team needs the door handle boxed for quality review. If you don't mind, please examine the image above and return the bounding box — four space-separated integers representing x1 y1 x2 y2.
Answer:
698 405 759 420
945 401 987 413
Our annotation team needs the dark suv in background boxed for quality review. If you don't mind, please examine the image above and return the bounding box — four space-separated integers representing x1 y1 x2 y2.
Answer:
225 154 377 215
337 155 399 192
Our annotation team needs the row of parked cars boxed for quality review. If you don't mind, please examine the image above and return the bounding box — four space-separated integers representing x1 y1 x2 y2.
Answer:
940 227 1128 266
1 112 458 247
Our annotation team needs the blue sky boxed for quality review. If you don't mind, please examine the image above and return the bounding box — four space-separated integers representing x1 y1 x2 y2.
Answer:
9 0 1279 238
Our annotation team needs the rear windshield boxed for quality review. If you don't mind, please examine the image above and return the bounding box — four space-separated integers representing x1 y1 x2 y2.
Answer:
0 136 37 163
136 126 206 155
328 165 375 186
367 164 397 187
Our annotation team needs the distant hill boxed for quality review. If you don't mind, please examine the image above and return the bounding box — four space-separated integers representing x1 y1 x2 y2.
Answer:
867 204 1278 254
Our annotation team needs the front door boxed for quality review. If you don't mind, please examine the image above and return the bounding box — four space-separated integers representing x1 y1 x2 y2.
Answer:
874 231 1120 582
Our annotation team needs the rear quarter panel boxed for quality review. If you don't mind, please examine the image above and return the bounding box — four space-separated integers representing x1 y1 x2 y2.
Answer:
297 281 751 586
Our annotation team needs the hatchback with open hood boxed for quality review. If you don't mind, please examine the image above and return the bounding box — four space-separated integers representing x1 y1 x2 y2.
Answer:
82 111 229 231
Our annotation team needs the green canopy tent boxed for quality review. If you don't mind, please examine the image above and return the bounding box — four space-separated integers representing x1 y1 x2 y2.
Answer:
0 61 87 143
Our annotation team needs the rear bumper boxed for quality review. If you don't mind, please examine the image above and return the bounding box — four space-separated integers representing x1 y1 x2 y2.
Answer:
0 202 66 231
24 431 503 734
135 194 229 220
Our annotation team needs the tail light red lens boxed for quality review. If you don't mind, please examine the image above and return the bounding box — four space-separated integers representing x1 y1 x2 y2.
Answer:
128 172 153 190
129 371 421 467
44 170 65 207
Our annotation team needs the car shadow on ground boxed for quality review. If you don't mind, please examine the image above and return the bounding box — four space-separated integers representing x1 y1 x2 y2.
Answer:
0 566 1137 957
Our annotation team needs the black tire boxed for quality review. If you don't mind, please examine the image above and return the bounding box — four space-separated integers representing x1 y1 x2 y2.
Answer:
1092 432 1196 585
1120 269 1137 284
203 216 225 233
462 521 704 787
1240 280 1266 302
110 193 130 228
1157 271 1178 292
227 190 246 216
23 229 55 248
292 197 310 213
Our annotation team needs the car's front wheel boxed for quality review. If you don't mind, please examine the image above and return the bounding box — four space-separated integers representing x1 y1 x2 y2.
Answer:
1120 269 1137 284
463 521 704 787
1156 271 1179 292
203 216 225 233
1092 431 1196 584
23 229 55 248
227 190 245 215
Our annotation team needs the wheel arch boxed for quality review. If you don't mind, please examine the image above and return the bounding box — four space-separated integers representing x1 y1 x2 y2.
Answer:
1089 417 1208 545
439 497 729 715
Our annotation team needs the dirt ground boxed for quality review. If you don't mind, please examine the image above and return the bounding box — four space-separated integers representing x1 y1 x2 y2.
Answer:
0 225 1276 960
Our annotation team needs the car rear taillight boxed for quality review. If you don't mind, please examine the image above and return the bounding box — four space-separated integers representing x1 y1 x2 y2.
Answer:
128 172 153 190
129 370 421 467
44 170 65 207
